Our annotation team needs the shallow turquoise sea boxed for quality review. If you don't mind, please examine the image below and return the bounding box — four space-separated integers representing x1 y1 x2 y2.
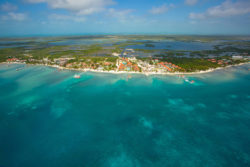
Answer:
0 64 250 167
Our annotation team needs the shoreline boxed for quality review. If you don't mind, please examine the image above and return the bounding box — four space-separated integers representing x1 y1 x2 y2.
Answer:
1 62 249 76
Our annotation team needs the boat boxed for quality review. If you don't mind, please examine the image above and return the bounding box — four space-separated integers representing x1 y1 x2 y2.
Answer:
16 67 24 71
74 74 81 79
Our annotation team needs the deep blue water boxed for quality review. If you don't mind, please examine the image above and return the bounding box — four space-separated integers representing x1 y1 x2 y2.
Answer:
0 64 250 167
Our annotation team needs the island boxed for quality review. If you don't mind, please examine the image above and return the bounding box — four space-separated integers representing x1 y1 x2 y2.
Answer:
0 35 249 74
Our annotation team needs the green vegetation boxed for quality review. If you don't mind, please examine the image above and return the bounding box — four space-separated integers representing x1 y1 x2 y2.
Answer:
145 44 155 47
163 58 221 72
0 35 249 73
81 45 103 55
216 46 250 54
0 48 25 62
112 47 123 53
78 56 117 63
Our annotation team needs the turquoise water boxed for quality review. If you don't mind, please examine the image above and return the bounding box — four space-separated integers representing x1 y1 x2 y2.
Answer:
0 64 250 167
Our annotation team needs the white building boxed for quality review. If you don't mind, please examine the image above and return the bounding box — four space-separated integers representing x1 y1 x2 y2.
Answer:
232 55 243 60
112 52 120 57
126 49 135 52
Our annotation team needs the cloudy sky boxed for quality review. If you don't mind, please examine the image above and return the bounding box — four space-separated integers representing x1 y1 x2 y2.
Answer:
0 0 250 36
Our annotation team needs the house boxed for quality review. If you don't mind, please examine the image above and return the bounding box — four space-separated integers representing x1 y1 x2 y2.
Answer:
104 62 111 66
97 67 104 70
66 63 73 68
232 55 243 60
118 63 125 71
54 58 74 66
112 52 120 57
133 64 140 71
158 62 172 72
7 58 19 62
154 59 159 63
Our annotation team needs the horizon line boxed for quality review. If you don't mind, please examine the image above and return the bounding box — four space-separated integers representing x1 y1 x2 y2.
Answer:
1 33 250 38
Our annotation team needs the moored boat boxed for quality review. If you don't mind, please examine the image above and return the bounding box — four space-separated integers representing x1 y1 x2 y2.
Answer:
74 74 81 79
16 67 24 71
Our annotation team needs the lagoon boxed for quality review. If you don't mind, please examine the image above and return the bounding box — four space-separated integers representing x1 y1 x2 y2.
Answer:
0 64 250 167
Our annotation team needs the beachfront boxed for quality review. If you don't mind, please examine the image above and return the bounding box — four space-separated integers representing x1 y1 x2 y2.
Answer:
2 61 249 76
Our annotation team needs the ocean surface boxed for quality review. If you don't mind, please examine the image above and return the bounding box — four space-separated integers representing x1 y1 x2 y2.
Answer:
0 64 250 167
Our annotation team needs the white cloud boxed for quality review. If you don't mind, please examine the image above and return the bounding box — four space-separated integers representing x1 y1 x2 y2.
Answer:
1 12 28 21
189 12 205 19
49 13 86 22
190 0 250 19
149 3 174 15
106 8 135 24
26 0 115 15
0 2 18 11
185 0 198 6
108 8 134 18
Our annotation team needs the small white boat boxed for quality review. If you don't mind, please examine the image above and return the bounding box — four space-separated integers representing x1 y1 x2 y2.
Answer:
16 67 24 71
74 74 81 79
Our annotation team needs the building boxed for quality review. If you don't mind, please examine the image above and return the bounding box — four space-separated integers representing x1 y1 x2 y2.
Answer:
54 58 74 66
112 52 120 57
232 56 243 60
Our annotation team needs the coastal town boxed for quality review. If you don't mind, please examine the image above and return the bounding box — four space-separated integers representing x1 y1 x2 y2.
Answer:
1 0 250 165
4 47 250 74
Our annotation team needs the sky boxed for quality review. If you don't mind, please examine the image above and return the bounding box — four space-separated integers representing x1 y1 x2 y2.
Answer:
0 0 250 36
